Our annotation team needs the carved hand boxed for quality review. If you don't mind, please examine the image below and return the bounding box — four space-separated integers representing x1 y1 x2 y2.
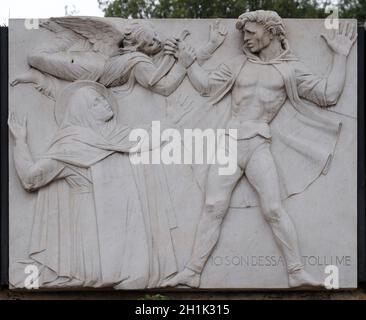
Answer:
8 112 27 142
321 22 357 56
163 37 179 58
177 43 196 69
10 70 41 87
208 20 228 49
167 94 194 125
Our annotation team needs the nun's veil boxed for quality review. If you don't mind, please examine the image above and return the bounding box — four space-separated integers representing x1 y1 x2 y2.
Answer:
55 80 119 133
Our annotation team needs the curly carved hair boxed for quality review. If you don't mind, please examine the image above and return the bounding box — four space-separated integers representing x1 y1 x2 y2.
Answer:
236 10 288 47
119 20 156 50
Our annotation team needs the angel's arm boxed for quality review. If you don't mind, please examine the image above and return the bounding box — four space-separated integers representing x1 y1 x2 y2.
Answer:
25 19 90 83
10 68 61 100
134 61 187 97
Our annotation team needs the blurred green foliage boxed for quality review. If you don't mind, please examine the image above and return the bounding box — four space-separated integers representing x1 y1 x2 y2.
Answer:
97 0 365 21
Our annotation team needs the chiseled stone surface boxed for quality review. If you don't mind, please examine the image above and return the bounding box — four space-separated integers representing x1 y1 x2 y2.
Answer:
8 12 357 290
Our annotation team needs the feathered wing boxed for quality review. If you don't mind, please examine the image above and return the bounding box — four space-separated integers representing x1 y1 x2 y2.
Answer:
49 16 125 58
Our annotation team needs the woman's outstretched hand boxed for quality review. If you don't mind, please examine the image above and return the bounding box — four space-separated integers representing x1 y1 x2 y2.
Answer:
8 112 27 143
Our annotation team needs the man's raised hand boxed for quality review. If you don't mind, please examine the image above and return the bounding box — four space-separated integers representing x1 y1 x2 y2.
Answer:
208 20 228 49
321 22 357 57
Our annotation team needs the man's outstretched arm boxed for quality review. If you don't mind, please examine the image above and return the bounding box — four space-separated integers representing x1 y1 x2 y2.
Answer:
187 54 234 97
186 61 211 95
321 22 357 105
297 22 357 107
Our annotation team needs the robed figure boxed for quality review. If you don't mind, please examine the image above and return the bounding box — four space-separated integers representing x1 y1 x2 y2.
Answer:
9 81 187 288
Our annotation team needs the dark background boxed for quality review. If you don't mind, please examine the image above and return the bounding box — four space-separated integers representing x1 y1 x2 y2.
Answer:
0 27 8 287
98 0 366 20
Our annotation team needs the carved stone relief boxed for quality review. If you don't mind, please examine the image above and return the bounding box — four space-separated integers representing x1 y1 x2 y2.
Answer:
8 11 358 289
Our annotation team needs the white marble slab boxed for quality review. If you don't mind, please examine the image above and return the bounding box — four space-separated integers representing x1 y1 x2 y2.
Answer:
8 14 357 289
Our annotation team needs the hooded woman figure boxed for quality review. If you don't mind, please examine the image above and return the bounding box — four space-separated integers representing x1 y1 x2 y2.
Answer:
9 81 187 289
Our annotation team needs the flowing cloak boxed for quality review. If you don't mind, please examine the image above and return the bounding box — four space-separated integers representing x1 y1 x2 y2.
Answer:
10 123 178 289
98 50 181 288
182 47 342 208
98 50 153 89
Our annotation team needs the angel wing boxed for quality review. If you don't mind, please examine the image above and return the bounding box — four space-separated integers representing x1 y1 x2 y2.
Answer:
48 16 125 58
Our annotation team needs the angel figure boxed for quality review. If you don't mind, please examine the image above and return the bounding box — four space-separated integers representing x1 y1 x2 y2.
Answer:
11 17 228 99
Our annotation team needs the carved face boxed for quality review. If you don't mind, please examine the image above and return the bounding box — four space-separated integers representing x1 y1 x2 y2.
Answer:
243 22 273 53
139 29 163 55
89 91 114 122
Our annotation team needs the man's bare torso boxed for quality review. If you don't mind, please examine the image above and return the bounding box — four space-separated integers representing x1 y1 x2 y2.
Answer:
231 61 287 123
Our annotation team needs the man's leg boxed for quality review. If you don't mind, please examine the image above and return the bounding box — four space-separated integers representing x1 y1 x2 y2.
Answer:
245 145 322 287
163 161 243 287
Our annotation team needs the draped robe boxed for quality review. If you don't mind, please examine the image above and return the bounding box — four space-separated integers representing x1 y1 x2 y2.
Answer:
10 98 179 289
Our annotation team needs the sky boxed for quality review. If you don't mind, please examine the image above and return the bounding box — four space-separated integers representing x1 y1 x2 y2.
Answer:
0 0 105 25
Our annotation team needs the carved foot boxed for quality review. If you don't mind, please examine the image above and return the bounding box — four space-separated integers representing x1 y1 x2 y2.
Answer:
162 268 201 288
288 269 324 288
10 69 40 87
